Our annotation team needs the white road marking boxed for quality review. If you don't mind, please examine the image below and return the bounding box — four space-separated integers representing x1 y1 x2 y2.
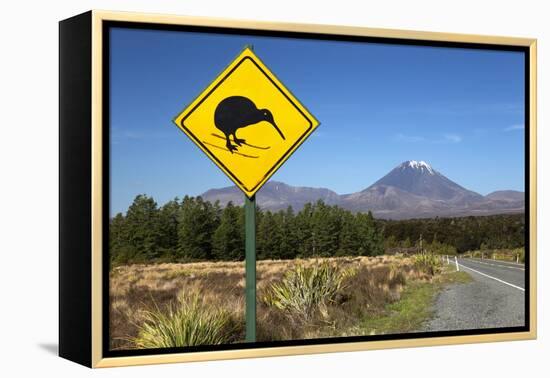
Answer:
463 258 525 271
457 262 525 292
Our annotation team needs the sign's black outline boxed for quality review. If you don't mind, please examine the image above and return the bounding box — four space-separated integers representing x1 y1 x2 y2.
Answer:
178 54 315 196
102 20 531 359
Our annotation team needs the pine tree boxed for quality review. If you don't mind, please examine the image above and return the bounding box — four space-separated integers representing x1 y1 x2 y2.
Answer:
279 206 298 259
257 210 282 259
356 211 383 256
212 202 244 261
124 194 162 260
337 210 360 256
109 212 131 264
157 198 180 257
177 196 219 260
310 201 340 257
294 203 314 257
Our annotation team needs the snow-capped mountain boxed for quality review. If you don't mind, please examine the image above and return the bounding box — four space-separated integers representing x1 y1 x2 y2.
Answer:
401 160 435 174
367 160 484 202
200 160 524 219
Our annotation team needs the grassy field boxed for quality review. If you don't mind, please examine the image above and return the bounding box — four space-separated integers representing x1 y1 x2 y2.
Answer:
110 255 450 350
350 267 471 336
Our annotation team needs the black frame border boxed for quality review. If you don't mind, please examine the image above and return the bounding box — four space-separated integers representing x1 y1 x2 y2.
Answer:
59 11 93 367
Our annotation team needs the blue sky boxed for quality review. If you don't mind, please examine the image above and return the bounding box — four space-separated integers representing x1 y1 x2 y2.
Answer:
110 27 525 215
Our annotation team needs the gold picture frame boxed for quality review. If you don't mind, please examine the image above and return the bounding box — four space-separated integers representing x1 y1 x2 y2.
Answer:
59 9 537 368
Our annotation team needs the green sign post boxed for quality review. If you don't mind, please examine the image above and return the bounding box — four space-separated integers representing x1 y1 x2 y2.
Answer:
244 195 256 342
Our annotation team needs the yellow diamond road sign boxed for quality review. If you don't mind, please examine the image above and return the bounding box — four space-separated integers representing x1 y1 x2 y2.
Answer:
173 47 320 198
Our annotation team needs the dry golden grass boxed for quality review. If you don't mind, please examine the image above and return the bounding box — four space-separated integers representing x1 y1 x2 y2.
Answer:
109 255 431 350
464 248 525 263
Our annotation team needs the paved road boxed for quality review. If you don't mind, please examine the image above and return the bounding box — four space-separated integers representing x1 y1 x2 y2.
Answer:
424 257 526 331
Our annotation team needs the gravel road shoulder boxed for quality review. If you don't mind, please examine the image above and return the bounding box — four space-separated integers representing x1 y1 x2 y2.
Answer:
423 268 525 331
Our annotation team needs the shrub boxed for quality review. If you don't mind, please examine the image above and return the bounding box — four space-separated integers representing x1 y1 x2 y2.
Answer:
133 291 239 348
263 262 356 322
412 253 441 276
425 241 457 256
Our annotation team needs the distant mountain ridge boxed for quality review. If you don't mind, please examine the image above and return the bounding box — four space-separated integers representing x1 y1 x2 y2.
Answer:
485 190 525 202
200 160 524 219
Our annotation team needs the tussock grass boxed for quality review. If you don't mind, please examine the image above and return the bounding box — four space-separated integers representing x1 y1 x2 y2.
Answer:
263 263 356 322
464 248 525 263
133 291 241 348
412 253 442 276
109 255 433 349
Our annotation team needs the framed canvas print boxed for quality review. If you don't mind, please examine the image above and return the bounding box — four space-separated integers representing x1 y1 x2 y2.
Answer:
59 10 537 368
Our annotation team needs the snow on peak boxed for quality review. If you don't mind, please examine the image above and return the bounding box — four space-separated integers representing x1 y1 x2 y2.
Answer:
401 160 435 174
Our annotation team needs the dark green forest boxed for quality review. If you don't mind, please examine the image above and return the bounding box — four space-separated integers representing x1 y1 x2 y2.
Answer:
109 194 525 265
382 213 525 253
109 195 383 265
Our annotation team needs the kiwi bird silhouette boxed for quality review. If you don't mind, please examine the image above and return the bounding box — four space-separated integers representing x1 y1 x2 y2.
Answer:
214 96 285 153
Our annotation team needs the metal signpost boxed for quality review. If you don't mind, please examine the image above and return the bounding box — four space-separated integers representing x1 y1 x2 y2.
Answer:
173 47 319 341
244 195 256 341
